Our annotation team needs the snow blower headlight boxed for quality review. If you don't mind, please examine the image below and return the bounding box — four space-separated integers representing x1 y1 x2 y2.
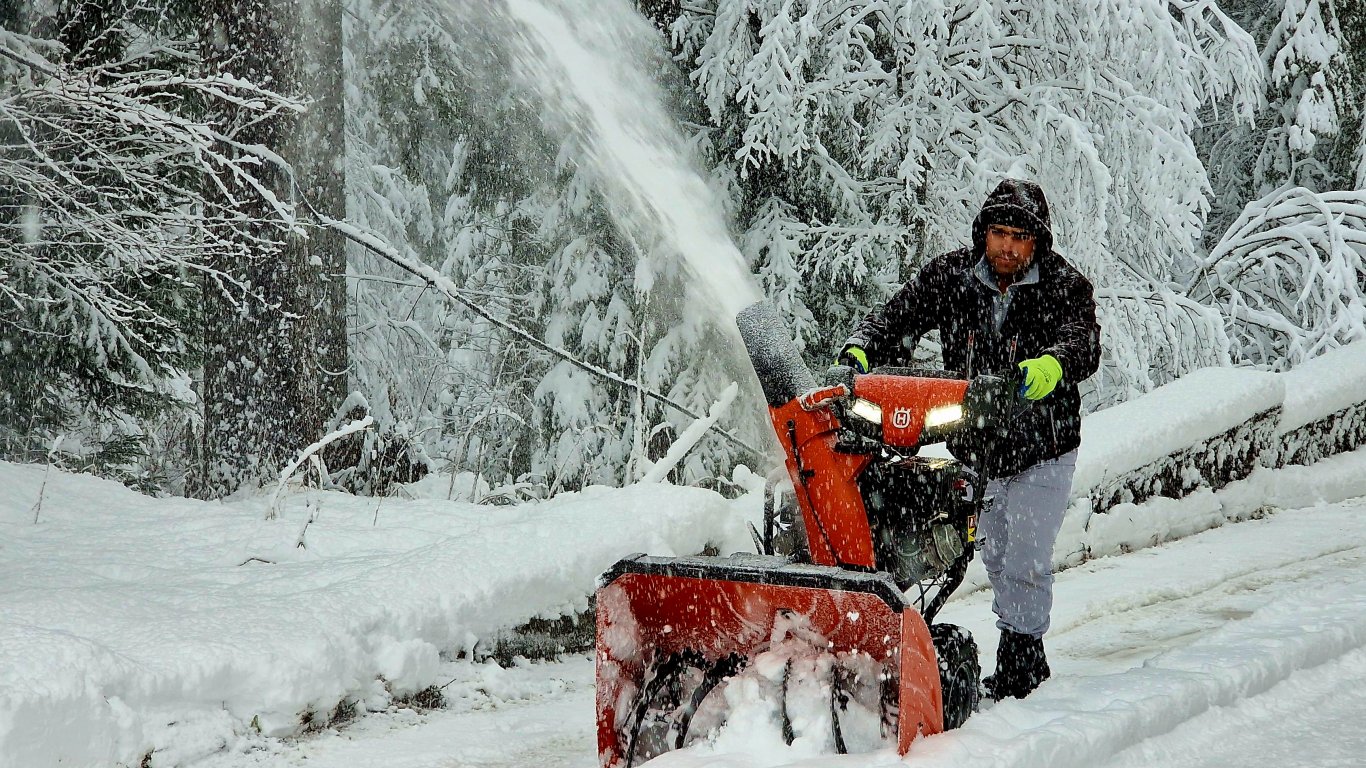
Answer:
924 404 964 429
848 398 883 425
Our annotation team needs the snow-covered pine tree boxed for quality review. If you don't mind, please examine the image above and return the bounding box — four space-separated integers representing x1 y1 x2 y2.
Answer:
1201 0 1365 221
530 162 650 493
1261 0 1365 192
649 0 1263 406
344 0 556 495
0 2 296 490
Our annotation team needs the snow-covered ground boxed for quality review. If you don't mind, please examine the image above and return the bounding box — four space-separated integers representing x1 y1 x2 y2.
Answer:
5 444 1366 768
177 451 1366 768
4 351 1366 767
0 463 755 767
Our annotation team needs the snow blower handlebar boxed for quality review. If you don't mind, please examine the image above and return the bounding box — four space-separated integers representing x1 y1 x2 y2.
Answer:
806 366 1028 547
809 364 1028 456
798 382 851 411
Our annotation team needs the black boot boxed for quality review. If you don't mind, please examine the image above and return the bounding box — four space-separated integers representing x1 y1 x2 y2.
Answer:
983 629 1050 700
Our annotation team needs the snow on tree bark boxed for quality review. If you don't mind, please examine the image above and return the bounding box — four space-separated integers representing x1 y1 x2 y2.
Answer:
295 0 349 414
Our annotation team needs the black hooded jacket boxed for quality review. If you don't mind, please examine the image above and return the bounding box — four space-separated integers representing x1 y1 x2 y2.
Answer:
845 179 1101 477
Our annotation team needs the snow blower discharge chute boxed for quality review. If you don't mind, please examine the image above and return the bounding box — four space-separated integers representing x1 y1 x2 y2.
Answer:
595 301 1020 766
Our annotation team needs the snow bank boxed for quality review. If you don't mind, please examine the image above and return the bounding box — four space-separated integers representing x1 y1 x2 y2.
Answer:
0 463 754 766
1076 445 1366 562
950 442 1366 597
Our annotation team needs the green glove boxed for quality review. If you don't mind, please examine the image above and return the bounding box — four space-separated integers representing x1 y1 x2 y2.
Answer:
1017 354 1063 400
836 345 869 373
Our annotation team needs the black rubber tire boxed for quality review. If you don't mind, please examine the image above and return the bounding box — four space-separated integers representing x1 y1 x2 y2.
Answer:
930 623 980 729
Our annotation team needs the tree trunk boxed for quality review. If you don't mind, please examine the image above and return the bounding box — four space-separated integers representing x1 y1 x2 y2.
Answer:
295 0 349 411
192 0 347 498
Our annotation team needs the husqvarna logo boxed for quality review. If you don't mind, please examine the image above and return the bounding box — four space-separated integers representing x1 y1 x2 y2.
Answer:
891 408 912 429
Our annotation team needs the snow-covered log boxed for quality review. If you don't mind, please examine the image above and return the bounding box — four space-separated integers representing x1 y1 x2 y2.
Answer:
1075 368 1284 515
1077 342 1366 516
1278 400 1366 468
1275 340 1366 466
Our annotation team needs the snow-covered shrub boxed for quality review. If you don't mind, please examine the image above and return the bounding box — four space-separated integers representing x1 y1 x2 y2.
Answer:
1188 186 1366 368
317 396 430 496
1089 288 1233 409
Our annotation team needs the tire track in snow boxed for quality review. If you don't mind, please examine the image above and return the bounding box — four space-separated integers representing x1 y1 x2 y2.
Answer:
924 579 1366 768
1048 540 1364 641
1095 646 1366 768
918 500 1366 768
1054 545 1366 668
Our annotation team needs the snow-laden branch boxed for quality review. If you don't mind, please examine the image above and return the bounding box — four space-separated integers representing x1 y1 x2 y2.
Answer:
1189 186 1366 368
1092 287 1232 401
268 416 375 520
317 214 763 461
639 382 739 484
0 26 301 411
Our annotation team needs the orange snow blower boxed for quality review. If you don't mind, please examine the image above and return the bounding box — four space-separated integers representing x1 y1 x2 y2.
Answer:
595 302 1017 766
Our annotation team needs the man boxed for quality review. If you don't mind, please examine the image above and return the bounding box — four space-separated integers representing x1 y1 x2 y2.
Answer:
838 178 1101 700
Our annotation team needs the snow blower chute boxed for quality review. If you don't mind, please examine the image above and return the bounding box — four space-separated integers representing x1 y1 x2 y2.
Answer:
596 301 1016 766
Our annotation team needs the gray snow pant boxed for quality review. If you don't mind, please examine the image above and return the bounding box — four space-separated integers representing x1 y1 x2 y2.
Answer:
979 450 1078 638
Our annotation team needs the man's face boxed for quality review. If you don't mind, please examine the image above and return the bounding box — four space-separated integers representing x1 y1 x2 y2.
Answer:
984 223 1036 278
